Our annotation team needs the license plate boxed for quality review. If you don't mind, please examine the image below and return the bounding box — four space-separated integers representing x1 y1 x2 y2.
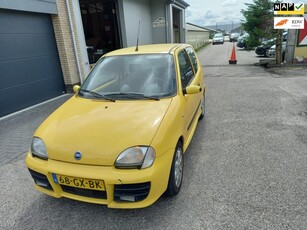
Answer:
52 174 105 191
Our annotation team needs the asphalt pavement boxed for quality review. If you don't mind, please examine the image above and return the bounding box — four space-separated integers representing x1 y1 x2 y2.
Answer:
1 43 307 229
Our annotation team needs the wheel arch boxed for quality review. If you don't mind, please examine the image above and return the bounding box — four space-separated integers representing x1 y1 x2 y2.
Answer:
178 136 184 152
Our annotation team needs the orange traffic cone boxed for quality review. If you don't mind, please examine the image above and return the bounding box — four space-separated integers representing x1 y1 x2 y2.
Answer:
229 43 237 64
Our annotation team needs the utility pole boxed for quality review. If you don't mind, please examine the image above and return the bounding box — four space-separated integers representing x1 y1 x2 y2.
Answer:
285 29 296 64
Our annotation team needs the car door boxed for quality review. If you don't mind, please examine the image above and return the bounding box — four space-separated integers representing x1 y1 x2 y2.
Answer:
176 48 200 145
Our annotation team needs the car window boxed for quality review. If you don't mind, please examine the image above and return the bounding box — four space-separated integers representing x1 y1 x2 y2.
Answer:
186 47 198 74
214 33 223 38
178 49 194 88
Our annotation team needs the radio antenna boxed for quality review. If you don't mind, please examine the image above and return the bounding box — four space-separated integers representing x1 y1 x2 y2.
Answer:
135 21 141 51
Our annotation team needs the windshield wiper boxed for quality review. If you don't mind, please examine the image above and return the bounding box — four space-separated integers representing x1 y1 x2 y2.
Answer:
79 89 115 102
104 92 160 101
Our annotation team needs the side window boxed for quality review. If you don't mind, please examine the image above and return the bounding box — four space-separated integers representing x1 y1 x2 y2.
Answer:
186 47 198 73
178 50 194 88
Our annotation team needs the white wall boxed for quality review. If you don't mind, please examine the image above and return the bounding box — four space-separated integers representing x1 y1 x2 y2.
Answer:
186 31 209 50
150 0 167 44
122 0 153 47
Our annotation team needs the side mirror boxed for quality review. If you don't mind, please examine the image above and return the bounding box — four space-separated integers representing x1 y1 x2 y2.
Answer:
183 85 201 95
73 85 80 93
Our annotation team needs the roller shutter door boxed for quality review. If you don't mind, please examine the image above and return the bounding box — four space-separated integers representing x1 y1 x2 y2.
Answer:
0 9 65 117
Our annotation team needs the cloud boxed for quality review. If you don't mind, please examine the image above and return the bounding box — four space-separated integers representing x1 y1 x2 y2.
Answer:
185 0 250 26
186 9 220 24
204 10 219 19
186 10 192 18
222 0 238 7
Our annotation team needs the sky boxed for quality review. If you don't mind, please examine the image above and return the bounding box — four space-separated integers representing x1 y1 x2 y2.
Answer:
185 0 307 27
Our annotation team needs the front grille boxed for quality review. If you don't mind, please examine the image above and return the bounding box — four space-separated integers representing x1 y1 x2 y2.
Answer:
114 182 150 202
28 169 53 191
61 185 107 199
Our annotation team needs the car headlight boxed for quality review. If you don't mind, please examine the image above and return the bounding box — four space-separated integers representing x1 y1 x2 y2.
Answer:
31 137 48 160
115 146 155 169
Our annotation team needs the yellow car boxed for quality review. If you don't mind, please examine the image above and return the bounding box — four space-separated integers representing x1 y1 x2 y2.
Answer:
26 44 205 209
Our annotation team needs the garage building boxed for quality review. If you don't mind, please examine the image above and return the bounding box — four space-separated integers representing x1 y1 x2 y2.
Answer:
0 1 65 117
0 0 189 117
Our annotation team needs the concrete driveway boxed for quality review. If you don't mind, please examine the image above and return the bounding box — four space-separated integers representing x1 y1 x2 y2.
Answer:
199 41 263 66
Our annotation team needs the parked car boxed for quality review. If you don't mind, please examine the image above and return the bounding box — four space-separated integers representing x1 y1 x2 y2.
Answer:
255 39 275 56
212 33 224 45
229 32 240 42
26 44 206 209
255 31 288 57
236 33 249 48
267 42 287 60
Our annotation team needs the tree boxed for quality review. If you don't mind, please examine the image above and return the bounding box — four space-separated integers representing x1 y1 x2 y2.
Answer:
241 0 275 48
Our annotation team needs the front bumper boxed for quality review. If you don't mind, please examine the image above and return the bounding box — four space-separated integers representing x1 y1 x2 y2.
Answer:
267 50 275 57
26 149 174 209
213 39 223 43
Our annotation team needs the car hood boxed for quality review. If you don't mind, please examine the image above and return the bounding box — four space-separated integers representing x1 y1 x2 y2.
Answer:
35 96 172 166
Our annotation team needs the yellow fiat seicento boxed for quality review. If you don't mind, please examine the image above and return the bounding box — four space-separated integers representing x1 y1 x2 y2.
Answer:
26 44 205 209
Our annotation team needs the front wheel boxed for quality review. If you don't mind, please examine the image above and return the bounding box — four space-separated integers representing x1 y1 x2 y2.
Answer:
166 142 183 196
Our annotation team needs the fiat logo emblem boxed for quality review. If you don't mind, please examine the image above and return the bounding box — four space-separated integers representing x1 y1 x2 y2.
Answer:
74 151 82 160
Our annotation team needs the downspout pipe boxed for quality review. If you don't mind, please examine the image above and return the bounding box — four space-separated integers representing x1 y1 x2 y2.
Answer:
165 2 169 42
65 0 83 84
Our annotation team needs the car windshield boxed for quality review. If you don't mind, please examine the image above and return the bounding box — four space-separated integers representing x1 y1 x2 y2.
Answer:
79 54 177 100
214 34 223 38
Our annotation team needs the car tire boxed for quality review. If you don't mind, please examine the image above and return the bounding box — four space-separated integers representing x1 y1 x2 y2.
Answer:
199 95 205 120
212 43 215 45
166 141 183 196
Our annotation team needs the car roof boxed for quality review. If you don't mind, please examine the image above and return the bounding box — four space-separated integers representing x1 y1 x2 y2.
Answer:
104 44 190 56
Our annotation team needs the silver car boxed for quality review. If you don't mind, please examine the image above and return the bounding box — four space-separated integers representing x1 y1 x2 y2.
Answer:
229 32 240 42
212 33 224 45
267 42 287 60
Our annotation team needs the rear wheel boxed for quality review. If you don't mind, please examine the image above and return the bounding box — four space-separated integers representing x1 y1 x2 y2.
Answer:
166 141 183 196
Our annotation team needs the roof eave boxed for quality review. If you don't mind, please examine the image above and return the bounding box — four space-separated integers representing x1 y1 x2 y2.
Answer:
169 0 190 8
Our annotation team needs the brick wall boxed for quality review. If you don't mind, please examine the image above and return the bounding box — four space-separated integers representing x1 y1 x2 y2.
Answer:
52 0 81 92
